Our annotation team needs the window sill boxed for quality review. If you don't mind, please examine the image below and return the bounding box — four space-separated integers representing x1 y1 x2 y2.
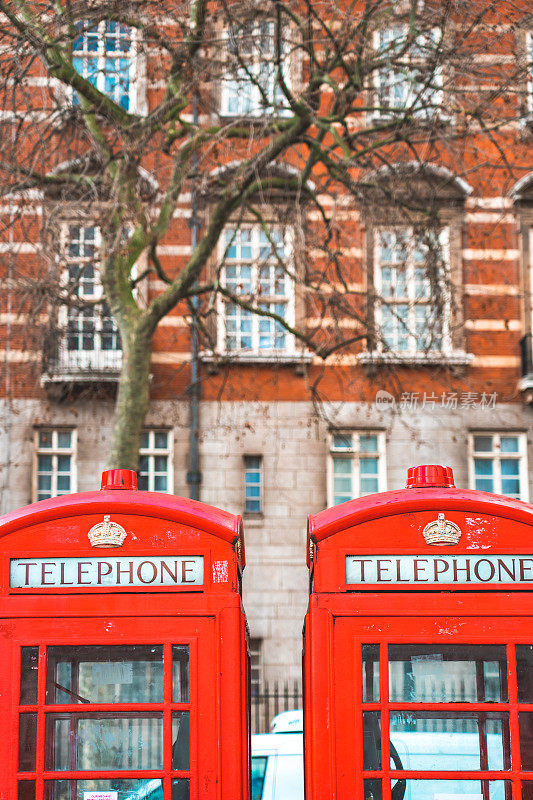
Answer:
243 513 265 526
199 349 313 366
358 350 473 367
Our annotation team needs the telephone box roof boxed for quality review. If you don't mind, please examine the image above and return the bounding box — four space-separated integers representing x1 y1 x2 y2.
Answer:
0 470 244 567
308 466 533 566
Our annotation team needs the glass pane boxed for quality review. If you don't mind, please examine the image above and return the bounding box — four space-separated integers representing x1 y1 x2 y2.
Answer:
46 645 163 703
364 779 382 800
523 782 533 800
516 646 533 701
332 433 352 450
362 644 380 702
360 478 379 494
38 430 53 448
395 780 509 800
45 779 164 800
363 711 381 770
360 435 378 453
172 712 190 770
501 459 519 475
154 455 167 472
252 756 268 800
38 455 53 473
390 712 510 770
56 431 71 449
140 431 150 449
45 713 163 770
154 431 168 449
154 475 167 492
519 712 533 769
500 436 519 453
360 457 378 474
474 435 493 452
474 459 493 476
388 645 507 702
333 458 351 475
20 647 38 704
173 645 190 702
173 780 190 800
18 783 36 800
18 713 37 771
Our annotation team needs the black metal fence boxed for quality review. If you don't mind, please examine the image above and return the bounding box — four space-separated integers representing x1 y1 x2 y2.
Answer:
251 680 302 734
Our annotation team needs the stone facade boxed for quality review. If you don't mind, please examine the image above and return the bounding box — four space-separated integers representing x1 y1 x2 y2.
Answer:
3 397 533 682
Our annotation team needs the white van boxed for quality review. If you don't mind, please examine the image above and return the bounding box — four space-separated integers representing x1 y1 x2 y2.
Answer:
251 711 304 800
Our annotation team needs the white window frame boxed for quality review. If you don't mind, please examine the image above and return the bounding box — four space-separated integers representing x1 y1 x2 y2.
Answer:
33 428 77 502
468 432 529 502
58 223 122 371
372 26 444 121
220 20 292 118
374 226 452 356
218 224 296 357
138 429 174 493
327 431 387 506
244 455 263 515
71 20 146 115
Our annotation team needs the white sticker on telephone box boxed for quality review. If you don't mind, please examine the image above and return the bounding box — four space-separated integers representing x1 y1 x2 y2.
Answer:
83 793 118 800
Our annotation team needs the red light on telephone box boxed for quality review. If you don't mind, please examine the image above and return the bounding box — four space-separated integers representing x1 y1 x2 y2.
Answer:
304 465 533 800
0 470 249 800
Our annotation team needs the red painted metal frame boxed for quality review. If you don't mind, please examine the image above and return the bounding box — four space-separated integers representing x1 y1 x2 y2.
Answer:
304 478 533 800
0 476 250 800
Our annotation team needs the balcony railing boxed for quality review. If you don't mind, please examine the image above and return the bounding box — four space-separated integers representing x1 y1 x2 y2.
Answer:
43 337 122 385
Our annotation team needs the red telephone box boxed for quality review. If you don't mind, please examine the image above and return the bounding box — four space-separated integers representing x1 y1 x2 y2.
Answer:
0 469 248 800
304 464 533 800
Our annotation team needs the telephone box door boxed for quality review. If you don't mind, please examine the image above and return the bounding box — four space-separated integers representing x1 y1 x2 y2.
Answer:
5 615 215 800
332 613 533 800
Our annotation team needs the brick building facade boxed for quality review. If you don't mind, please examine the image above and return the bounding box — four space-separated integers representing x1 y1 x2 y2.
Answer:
1 2 533 686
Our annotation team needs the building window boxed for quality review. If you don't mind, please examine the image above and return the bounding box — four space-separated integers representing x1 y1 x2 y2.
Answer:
33 429 76 502
73 21 136 111
221 20 290 117
469 433 529 501
249 638 263 694
373 26 443 119
244 455 262 514
219 225 294 355
62 224 122 370
138 430 173 493
328 432 386 505
375 227 450 354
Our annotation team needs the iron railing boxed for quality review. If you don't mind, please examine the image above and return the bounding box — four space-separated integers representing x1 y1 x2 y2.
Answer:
43 344 122 380
250 680 302 734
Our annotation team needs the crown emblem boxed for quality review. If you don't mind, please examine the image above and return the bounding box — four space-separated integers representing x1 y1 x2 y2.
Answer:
423 513 461 546
88 515 127 548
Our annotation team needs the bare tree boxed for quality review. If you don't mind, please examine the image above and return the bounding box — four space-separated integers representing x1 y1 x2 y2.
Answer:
0 0 528 468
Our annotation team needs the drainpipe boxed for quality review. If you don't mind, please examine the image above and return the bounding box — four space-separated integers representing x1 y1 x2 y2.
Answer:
1 208 14 514
186 87 202 501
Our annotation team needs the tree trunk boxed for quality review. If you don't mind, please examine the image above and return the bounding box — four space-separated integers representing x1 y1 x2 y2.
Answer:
107 322 153 470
